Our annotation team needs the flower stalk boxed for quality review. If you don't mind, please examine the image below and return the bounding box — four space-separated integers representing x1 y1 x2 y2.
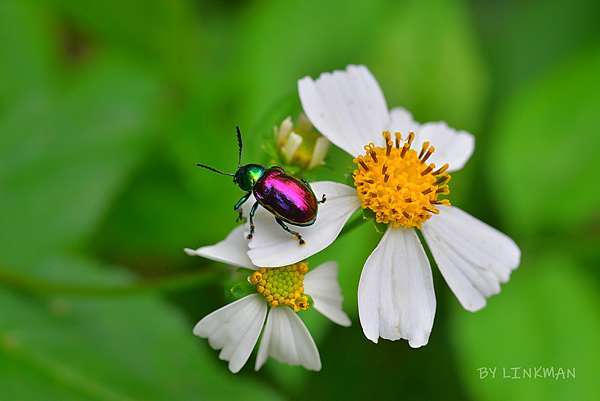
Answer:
0 267 222 297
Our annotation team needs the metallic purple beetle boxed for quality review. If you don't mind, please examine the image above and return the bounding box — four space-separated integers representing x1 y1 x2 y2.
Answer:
196 127 325 245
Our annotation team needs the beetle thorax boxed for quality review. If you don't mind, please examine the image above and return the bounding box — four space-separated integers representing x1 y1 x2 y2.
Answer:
234 164 266 191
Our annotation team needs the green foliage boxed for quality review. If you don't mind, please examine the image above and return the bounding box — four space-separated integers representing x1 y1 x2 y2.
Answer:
490 48 600 238
477 0 600 93
0 0 598 399
46 0 204 84
0 0 57 110
452 254 599 401
0 58 161 268
368 0 489 131
0 257 282 401
235 0 388 123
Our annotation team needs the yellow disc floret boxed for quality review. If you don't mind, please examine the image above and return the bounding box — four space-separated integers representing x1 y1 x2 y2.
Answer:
353 131 451 228
248 262 310 312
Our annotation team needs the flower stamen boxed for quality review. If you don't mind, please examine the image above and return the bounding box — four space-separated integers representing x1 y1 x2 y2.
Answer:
418 141 430 159
420 146 435 163
420 164 435 176
383 131 393 156
433 163 449 176
249 262 310 312
369 149 378 163
432 199 450 206
352 131 452 228
423 206 439 214
400 133 413 158
436 175 451 185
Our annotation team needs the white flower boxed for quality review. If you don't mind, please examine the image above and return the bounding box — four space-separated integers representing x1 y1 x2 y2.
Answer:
185 226 351 373
246 65 520 347
274 114 331 169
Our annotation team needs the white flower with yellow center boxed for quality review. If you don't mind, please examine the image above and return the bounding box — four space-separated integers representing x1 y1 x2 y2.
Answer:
185 226 350 373
246 65 520 347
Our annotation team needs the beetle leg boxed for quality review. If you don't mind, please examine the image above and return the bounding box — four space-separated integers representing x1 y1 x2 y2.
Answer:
275 218 305 245
246 201 260 240
301 178 325 205
234 192 251 222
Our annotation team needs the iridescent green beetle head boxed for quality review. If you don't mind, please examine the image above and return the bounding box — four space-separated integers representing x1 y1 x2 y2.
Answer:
196 126 265 192
234 164 265 191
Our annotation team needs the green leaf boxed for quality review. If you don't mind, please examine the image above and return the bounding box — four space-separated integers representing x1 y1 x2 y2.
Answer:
490 48 600 237
235 0 389 124
451 253 599 401
0 257 283 401
0 0 57 111
368 0 488 131
45 0 203 83
478 0 600 93
0 58 162 267
91 158 211 266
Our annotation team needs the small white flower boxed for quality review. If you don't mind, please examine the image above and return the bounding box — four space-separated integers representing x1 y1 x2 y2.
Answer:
185 226 351 373
246 65 520 347
273 113 331 169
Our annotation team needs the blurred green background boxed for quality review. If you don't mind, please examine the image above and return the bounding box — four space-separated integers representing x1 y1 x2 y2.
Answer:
0 0 598 400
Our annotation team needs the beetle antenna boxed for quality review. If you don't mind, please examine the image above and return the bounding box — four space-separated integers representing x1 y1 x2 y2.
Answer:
236 126 243 167
196 163 234 177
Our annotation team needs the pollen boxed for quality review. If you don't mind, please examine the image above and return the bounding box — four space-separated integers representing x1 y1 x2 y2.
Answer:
352 131 451 228
248 262 310 312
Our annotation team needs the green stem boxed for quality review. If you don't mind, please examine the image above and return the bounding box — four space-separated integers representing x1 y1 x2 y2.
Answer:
0 268 221 297
339 213 368 237
0 214 368 298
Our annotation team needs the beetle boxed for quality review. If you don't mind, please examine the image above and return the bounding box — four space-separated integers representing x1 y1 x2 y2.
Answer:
196 127 325 245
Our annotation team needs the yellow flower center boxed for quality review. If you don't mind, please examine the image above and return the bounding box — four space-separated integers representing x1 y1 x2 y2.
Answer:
249 262 310 312
353 131 451 228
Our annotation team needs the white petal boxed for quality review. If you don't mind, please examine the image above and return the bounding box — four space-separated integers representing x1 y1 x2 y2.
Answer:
194 294 267 373
281 131 303 163
255 307 321 371
358 227 436 347
386 107 474 173
304 261 351 327
184 225 256 270
275 116 293 144
412 122 474 172
422 206 520 312
308 136 331 169
247 181 360 267
386 107 420 134
298 65 389 157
